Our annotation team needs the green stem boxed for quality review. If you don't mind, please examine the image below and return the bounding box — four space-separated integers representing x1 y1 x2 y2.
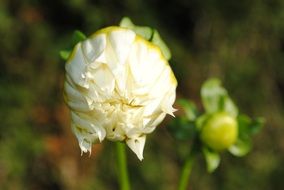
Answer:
178 149 196 190
116 142 130 190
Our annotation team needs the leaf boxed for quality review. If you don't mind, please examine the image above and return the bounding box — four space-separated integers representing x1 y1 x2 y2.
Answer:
228 138 252 157
59 50 71 61
201 78 238 117
177 99 198 121
202 147 220 173
167 116 196 141
119 17 172 60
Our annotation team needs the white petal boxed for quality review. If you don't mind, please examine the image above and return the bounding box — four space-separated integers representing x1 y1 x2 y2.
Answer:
71 123 93 154
85 85 105 103
108 29 136 64
147 66 172 98
65 44 89 88
126 135 146 161
64 82 91 111
127 40 148 84
143 112 166 131
143 98 162 116
106 122 126 141
161 87 177 116
91 64 115 96
71 111 106 142
112 65 128 97
82 34 106 63
128 39 164 86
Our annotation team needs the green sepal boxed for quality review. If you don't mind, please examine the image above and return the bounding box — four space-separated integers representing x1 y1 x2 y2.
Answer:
150 29 171 60
177 99 198 121
59 30 87 61
228 138 252 157
119 17 152 40
202 147 220 173
119 17 171 60
201 78 238 117
222 96 238 118
196 114 210 130
238 114 265 138
228 115 264 157
72 30 87 44
201 78 224 114
59 50 71 61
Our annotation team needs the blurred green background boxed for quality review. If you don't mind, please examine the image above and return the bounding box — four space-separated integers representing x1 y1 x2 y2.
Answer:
0 0 284 189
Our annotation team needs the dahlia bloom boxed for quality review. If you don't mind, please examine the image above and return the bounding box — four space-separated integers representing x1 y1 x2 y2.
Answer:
64 26 177 160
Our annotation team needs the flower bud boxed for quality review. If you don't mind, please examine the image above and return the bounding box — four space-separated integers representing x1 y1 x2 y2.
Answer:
64 27 177 160
200 112 238 151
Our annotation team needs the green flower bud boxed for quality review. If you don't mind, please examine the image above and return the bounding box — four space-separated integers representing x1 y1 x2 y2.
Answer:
200 112 238 151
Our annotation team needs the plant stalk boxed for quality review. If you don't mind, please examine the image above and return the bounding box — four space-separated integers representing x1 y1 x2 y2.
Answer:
178 149 196 190
116 142 130 190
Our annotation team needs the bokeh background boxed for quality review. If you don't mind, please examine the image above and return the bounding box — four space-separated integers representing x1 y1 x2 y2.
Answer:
1 0 284 189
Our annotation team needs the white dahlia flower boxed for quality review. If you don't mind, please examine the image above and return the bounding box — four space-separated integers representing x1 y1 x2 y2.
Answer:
64 26 177 160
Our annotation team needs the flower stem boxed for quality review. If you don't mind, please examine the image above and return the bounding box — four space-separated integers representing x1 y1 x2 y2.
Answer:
116 142 130 190
178 149 196 190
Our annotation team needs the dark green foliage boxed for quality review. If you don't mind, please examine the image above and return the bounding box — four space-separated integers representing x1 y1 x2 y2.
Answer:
0 0 283 189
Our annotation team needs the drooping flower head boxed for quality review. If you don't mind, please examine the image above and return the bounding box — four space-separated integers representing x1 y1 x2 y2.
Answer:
64 26 177 160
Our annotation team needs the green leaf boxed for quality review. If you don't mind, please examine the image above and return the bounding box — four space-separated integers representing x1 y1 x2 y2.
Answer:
228 138 252 157
177 99 198 121
201 78 238 117
167 116 196 141
59 50 71 61
202 147 220 173
119 17 171 60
